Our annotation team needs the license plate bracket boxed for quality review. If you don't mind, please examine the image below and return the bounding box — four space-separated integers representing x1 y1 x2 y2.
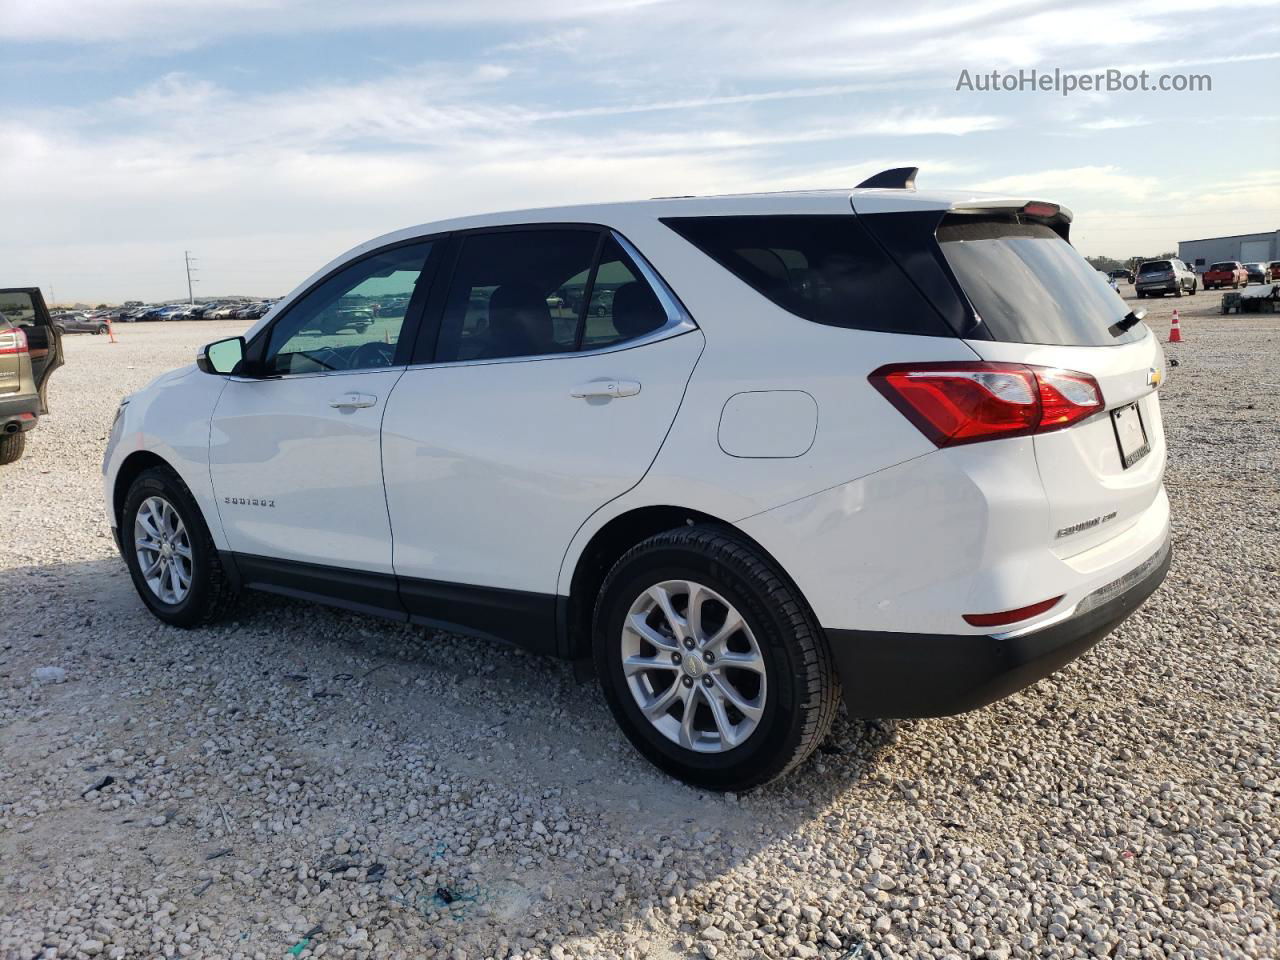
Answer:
1112 402 1150 468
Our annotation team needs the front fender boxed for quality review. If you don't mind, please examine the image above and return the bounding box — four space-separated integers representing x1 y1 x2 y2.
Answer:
102 367 229 548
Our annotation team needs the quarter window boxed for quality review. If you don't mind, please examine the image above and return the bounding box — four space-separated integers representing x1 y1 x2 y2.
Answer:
662 215 950 336
264 241 433 375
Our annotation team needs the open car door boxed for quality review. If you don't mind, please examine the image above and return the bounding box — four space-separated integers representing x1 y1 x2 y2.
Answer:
0 288 64 412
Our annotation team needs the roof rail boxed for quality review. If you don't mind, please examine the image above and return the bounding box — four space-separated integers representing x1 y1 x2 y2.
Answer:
855 167 918 190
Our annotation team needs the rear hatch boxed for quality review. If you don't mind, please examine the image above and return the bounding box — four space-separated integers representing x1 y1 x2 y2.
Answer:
860 205 1166 558
934 212 1165 556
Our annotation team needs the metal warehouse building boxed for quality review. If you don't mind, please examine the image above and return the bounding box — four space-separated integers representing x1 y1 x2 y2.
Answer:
1178 230 1279 271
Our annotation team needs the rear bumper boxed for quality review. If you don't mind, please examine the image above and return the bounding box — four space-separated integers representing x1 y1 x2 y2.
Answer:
0 394 41 432
826 535 1171 719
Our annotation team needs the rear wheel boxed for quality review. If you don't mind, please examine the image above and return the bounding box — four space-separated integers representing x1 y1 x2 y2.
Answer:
593 525 839 791
0 431 26 465
121 466 237 627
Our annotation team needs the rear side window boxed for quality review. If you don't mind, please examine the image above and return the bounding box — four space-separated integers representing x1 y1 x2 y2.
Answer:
937 217 1145 346
662 215 952 336
433 229 670 363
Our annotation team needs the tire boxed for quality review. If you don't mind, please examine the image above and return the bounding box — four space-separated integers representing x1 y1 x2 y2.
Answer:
53 325 65 335
0 431 26 465
121 465 237 627
94 325 105 335
1190 282 1197 295
593 525 839 791
1174 285 1182 297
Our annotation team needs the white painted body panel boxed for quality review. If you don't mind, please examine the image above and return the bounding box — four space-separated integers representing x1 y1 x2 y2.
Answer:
102 365 230 548
207 370 404 572
382 331 704 593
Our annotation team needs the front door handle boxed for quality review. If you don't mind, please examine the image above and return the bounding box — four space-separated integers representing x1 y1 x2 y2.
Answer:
329 392 378 409
570 379 641 399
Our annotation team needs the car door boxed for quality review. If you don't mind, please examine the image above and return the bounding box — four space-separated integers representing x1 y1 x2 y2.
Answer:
380 227 703 646
207 239 439 612
0 288 63 412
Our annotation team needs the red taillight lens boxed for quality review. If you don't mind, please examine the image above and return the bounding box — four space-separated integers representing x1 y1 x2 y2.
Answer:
963 595 1063 628
0 327 29 356
869 362 1103 446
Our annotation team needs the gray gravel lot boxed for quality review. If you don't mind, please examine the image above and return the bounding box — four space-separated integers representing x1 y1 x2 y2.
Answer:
1 295 1277 960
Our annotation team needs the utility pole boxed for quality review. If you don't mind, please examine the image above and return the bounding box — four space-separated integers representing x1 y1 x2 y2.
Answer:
184 251 199 304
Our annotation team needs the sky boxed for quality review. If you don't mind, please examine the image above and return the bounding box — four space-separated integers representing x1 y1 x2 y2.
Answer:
3 0 1279 304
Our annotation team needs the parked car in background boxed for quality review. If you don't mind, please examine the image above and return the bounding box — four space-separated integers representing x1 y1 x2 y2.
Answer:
1135 258 1197 298
1268 262 1280 283
0 288 64 465
1243 262 1269 285
105 180 1172 789
1202 261 1248 290
1108 269 1135 284
51 311 111 335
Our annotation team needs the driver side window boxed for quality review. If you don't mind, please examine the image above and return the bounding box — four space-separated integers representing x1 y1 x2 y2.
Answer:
264 241 433 375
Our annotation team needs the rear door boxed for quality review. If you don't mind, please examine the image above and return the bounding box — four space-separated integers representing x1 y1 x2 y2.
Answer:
0 288 63 412
380 226 702 643
929 214 1166 556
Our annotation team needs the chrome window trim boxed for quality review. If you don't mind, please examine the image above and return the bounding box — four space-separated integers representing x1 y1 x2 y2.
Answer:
229 226 696 381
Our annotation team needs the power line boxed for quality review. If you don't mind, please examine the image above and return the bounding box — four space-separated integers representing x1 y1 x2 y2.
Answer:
184 251 200 304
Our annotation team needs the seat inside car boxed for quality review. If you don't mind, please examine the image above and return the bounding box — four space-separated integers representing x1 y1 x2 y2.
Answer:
485 282 559 358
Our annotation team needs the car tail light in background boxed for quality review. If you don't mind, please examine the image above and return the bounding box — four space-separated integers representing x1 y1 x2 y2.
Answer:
963 595 1064 627
869 362 1103 446
0 327 29 356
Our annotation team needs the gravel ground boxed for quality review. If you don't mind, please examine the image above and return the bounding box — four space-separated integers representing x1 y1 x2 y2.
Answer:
1 293 1277 960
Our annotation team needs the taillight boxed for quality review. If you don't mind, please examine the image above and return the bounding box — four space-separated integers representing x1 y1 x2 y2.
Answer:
0 327 29 356
869 362 1103 446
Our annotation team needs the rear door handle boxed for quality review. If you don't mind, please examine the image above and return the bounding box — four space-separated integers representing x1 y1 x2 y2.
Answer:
329 392 378 409
570 379 641 399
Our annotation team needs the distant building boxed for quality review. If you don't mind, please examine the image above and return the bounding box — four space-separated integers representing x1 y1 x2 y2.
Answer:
1178 230 1279 273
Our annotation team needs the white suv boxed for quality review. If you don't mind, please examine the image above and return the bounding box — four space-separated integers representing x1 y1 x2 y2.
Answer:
103 169 1171 790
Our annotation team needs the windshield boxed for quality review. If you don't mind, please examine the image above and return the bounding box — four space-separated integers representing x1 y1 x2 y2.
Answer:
937 217 1146 347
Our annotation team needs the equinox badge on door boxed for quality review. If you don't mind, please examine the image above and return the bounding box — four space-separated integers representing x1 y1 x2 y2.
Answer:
224 496 275 508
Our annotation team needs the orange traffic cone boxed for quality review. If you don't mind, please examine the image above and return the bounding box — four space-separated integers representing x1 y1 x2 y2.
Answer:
1168 309 1182 343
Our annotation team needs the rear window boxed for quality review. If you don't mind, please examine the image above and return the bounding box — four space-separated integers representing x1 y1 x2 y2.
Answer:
1210 262 1235 271
661 215 952 336
1139 261 1171 273
937 217 1145 346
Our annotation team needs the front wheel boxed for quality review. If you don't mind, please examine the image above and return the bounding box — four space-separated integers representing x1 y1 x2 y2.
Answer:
121 466 237 627
593 526 839 791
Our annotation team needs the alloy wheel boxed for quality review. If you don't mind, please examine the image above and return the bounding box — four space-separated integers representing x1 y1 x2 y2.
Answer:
134 495 193 605
621 579 767 753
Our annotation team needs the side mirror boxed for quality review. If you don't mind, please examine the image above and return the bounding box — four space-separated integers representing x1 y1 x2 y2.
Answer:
196 336 245 375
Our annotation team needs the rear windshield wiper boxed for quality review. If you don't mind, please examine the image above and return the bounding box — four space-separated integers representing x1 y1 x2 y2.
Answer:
1114 307 1146 333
